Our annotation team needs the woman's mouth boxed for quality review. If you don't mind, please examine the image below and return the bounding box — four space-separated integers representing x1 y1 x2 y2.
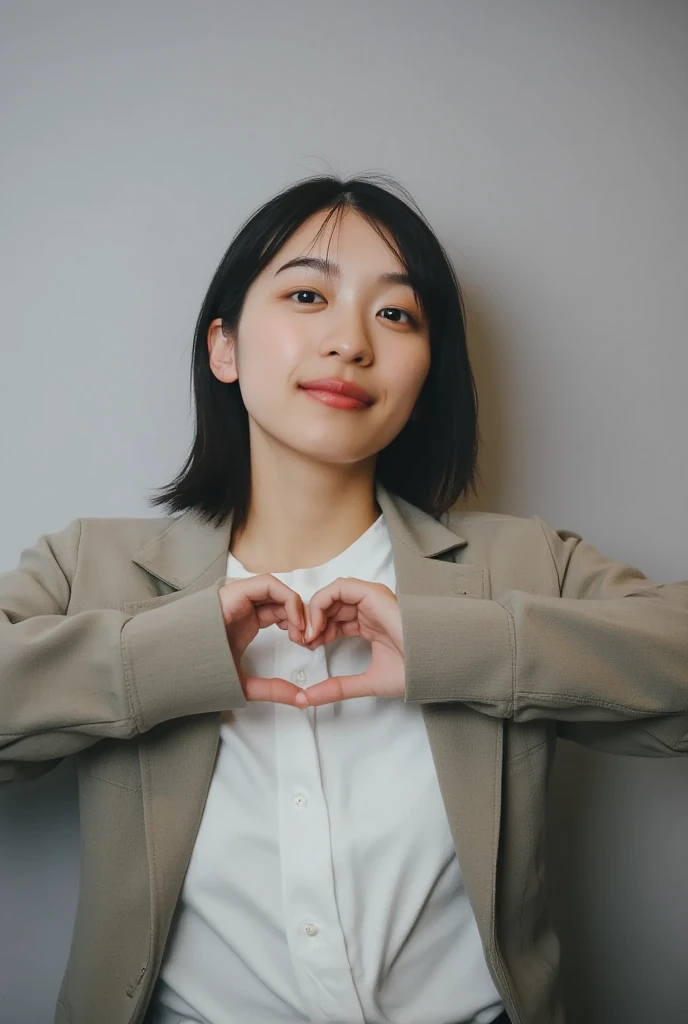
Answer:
299 387 371 410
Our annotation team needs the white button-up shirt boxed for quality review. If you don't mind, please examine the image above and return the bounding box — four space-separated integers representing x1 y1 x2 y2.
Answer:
148 513 504 1024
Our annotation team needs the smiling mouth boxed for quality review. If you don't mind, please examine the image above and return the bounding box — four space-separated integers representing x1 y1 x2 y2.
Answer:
299 387 372 410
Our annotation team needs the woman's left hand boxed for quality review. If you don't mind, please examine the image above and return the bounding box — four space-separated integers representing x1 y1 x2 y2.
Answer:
295 577 406 707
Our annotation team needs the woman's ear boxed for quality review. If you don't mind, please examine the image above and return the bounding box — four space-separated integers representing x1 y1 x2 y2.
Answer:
207 317 238 384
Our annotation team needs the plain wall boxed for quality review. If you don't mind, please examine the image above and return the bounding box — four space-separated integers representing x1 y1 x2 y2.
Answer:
1 2 687 1022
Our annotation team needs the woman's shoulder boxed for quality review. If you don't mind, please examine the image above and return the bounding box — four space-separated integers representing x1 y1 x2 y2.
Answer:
444 505 581 544
442 506 585 589
31 513 184 573
61 512 180 544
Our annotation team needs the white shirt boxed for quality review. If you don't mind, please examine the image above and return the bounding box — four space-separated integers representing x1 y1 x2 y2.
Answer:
148 513 504 1024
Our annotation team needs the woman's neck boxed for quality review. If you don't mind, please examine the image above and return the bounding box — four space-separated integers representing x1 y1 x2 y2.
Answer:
229 456 380 574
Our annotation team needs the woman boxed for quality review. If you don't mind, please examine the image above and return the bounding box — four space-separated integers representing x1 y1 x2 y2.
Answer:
1 173 686 1024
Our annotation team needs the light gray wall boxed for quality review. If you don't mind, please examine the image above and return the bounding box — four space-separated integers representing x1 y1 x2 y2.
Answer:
1 2 686 1021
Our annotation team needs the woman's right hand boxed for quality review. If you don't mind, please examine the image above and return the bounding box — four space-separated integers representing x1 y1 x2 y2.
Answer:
218 575 309 707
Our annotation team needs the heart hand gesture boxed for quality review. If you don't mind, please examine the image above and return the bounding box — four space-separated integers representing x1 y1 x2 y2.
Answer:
217 575 406 708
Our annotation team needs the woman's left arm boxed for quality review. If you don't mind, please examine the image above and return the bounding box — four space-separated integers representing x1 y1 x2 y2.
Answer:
400 518 688 756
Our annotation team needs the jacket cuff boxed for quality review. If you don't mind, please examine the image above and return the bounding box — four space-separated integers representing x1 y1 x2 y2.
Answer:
398 594 514 712
121 584 247 734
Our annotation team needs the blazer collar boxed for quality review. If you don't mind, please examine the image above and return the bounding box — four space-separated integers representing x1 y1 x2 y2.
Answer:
132 480 468 591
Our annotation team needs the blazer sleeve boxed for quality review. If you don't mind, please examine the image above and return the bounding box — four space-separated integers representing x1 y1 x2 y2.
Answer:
400 517 688 756
0 519 247 782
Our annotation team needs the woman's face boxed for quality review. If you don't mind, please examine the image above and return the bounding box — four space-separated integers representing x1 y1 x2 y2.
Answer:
207 207 431 468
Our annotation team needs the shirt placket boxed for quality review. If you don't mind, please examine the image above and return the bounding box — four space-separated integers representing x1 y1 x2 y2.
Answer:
273 626 365 1023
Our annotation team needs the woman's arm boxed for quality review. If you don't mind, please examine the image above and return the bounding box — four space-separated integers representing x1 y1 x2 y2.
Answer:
400 517 688 755
0 519 245 783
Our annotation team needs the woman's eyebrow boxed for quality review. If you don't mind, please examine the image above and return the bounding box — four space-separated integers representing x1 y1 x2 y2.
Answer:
273 256 412 289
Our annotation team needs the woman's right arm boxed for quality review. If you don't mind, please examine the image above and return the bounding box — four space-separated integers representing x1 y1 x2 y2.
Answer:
0 519 248 783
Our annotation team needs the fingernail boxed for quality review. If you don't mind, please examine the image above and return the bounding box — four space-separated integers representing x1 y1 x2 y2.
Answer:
295 692 308 707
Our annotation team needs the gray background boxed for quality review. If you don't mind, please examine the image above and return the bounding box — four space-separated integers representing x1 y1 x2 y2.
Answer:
1 2 687 1022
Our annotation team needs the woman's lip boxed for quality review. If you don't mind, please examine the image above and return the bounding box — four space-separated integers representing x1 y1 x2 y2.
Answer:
299 387 371 410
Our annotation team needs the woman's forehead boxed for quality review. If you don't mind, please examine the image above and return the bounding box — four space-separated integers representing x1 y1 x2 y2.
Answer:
268 209 404 279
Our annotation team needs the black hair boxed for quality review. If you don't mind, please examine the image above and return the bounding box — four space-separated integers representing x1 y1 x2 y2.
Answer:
149 171 481 534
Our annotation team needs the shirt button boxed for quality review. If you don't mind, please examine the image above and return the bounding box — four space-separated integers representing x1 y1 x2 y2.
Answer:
303 923 319 936
291 669 308 684
292 793 307 808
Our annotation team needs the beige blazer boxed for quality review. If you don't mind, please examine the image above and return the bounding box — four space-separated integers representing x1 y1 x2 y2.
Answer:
1 480 687 1024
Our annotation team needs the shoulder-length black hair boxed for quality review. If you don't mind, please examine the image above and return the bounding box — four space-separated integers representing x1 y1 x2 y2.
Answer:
149 171 481 533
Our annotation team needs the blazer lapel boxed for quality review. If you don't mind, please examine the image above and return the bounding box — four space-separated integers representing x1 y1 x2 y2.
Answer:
127 483 503 965
122 511 234 953
376 485 504 952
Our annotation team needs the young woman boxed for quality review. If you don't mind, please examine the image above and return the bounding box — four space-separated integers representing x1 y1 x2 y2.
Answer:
1 173 687 1024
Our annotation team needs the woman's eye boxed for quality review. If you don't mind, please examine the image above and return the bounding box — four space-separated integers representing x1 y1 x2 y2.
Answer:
288 289 324 305
287 290 417 326
379 307 416 326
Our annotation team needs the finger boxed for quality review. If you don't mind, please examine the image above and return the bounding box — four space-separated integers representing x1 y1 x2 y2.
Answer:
306 578 370 638
257 604 293 628
302 602 363 648
255 605 305 644
306 598 348 640
299 670 374 707
301 616 343 649
308 605 358 647
242 675 308 707
278 615 329 649
239 575 306 632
